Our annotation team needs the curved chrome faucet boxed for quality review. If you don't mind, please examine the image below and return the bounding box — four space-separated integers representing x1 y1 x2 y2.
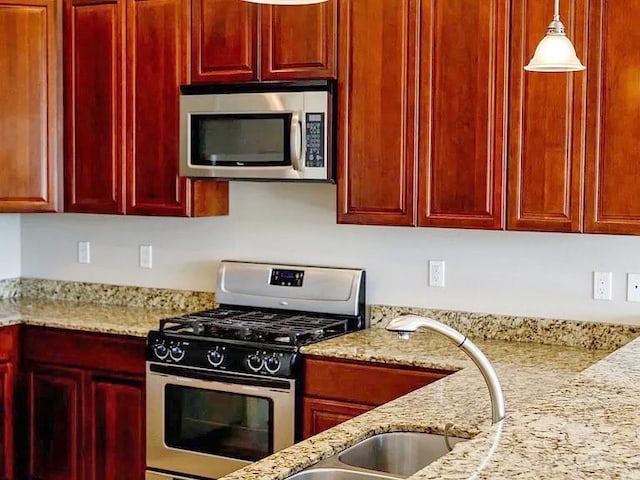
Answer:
386 315 505 424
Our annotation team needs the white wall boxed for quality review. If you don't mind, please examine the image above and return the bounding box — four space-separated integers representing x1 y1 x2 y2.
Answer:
0 215 21 279
20 183 640 324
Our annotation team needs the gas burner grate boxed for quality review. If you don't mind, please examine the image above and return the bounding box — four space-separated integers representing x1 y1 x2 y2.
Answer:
160 308 351 346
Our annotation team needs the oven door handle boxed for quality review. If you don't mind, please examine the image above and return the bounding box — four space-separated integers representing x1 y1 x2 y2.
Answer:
149 363 293 391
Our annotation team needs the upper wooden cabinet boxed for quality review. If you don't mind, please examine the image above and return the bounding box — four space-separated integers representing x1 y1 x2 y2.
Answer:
0 0 61 213
418 0 509 230
585 0 640 235
191 0 337 83
337 0 419 226
64 0 229 217
508 0 587 233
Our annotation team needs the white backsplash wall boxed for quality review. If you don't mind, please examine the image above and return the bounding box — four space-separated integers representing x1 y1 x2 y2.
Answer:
0 215 21 279
19 182 640 324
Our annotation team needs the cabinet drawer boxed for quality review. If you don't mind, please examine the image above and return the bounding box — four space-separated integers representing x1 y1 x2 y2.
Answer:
302 397 371 439
303 356 450 406
0 326 19 362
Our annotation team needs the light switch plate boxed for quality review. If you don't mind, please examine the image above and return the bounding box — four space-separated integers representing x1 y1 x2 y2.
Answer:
627 273 640 302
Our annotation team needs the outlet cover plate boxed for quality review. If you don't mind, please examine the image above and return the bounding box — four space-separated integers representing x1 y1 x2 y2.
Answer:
627 273 640 302
429 260 445 288
593 271 612 300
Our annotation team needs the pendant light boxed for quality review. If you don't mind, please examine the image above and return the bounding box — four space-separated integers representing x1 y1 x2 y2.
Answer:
242 0 326 4
525 0 585 72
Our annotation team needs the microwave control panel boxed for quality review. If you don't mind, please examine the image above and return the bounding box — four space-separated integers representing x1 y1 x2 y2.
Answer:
305 113 325 168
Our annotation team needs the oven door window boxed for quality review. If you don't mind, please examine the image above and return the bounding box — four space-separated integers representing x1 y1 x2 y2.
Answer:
191 113 292 167
164 385 273 462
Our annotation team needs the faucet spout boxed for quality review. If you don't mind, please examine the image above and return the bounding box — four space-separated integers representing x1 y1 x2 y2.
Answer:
386 315 505 424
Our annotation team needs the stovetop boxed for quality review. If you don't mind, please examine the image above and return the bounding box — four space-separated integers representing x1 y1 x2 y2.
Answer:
159 307 356 346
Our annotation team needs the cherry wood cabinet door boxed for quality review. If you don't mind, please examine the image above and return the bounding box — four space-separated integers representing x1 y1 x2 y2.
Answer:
191 0 257 83
27 365 83 480
417 0 509 229
64 0 125 214
86 373 145 480
0 0 60 213
0 363 15 480
508 0 587 233
125 0 190 216
261 1 337 80
337 0 420 226
302 397 371 439
585 1 640 235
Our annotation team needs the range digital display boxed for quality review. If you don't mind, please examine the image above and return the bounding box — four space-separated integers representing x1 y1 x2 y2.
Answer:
270 269 304 287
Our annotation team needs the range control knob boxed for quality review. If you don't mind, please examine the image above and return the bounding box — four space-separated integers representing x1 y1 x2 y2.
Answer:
169 343 186 362
207 347 225 367
247 352 264 372
264 354 281 374
153 341 169 360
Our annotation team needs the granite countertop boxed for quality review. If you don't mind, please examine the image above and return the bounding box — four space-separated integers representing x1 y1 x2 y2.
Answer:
222 329 640 480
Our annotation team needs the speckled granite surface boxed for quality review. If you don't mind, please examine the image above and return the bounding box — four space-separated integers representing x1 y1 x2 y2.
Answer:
222 329 640 480
370 305 640 350
0 278 20 299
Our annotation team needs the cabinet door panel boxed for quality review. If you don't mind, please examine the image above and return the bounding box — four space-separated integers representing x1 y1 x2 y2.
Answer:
261 1 337 80
508 0 587 233
0 363 15 480
337 0 419 226
0 0 60 213
585 1 640 234
28 366 83 480
418 0 508 229
191 0 257 83
64 0 124 214
87 375 145 480
126 0 189 216
302 397 371 439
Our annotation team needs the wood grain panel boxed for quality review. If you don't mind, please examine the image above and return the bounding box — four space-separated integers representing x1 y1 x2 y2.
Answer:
126 0 189 216
28 365 83 480
191 0 257 83
87 374 145 480
261 1 337 80
302 397 372 439
0 0 60 213
585 1 640 234
64 0 124 214
337 0 419 226
508 0 587 233
418 0 509 229
0 363 15 480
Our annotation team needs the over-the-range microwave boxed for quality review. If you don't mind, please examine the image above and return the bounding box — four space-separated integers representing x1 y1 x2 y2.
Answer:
179 81 335 182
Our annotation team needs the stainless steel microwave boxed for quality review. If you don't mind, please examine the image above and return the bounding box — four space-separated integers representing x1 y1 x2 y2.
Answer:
179 81 334 182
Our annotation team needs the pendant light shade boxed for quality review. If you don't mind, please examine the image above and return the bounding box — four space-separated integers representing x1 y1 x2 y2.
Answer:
242 0 327 4
524 0 585 72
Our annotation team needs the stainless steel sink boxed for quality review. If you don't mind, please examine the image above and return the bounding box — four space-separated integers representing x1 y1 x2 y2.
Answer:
337 432 467 477
286 468 396 480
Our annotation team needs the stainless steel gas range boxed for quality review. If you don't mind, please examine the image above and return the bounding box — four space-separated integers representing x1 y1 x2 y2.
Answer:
145 261 366 480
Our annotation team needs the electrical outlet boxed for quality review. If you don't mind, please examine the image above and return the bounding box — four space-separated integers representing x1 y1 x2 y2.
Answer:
593 272 612 300
139 245 153 269
627 273 640 302
429 260 445 287
77 241 90 264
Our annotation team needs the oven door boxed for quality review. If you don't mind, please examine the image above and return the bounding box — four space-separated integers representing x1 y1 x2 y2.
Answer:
146 363 295 480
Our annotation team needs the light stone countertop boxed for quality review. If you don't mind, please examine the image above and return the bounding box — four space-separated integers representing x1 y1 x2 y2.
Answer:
221 329 640 480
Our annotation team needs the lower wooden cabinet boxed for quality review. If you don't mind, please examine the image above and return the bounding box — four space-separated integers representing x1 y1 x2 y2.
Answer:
302 356 451 439
22 327 146 480
0 326 19 480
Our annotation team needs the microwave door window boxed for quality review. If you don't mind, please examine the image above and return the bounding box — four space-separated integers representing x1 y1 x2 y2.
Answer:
192 113 292 167
164 385 273 462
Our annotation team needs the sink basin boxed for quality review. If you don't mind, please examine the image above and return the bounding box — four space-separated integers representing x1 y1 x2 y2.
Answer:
286 468 395 480
337 432 467 477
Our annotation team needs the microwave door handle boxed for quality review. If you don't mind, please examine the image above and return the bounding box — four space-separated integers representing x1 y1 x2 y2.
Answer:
290 112 303 171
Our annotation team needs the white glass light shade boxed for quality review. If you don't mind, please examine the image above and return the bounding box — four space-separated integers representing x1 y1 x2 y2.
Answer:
525 34 585 72
242 0 326 4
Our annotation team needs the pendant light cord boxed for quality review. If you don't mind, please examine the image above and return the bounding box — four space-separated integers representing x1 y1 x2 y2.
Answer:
554 0 560 21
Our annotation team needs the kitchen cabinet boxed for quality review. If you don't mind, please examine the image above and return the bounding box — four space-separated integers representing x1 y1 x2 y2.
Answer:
23 327 146 480
0 326 19 480
336 0 419 226
337 0 508 229
191 0 336 83
508 0 587 233
302 356 450 439
0 0 61 213
584 0 640 235
64 0 229 217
